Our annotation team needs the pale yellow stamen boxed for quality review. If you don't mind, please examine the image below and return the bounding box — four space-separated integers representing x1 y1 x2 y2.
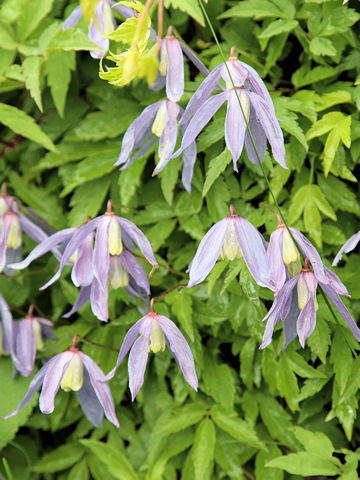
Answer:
32 319 44 350
152 101 167 137
282 229 301 277
220 221 243 261
109 256 129 289
69 250 78 264
297 275 308 311
0 198 8 215
239 89 250 123
159 43 168 76
60 354 84 392
108 217 123 255
149 321 166 353
7 216 22 249
103 1 114 33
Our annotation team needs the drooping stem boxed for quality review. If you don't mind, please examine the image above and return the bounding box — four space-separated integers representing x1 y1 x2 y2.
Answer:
71 335 79 349
157 0 164 41
79 337 119 353
27 304 35 317
150 283 187 311
133 0 154 48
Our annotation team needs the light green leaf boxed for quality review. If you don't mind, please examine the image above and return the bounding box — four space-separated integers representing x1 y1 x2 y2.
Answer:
32 443 85 473
166 289 194 341
47 28 102 52
0 20 17 50
292 65 335 88
240 337 257 389
259 19 298 39
266 452 339 476
0 102 57 152
276 356 299 412
219 0 289 19
153 403 206 437
68 458 89 480
310 37 337 56
46 50 75 117
330 329 352 396
145 218 177 252
80 439 139 480
315 90 352 112
119 157 147 205
164 0 205 25
207 260 228 295
292 427 334 459
285 350 327 378
203 356 235 408
211 405 264 449
202 149 232 197
192 418 216 480
16 0 54 41
159 156 181 206
221 258 242 294
22 56 43 111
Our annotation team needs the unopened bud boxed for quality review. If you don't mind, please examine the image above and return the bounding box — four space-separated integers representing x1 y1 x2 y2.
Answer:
221 221 243 261
108 217 123 255
61 354 84 392
152 101 167 137
149 321 166 353
7 215 22 249
109 256 129 289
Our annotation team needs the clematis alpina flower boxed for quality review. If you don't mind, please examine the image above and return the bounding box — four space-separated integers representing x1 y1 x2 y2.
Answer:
260 258 360 349
114 98 197 192
0 193 51 273
106 304 198 400
0 292 13 356
10 201 157 322
173 47 287 171
333 231 360 266
4 337 119 428
267 214 329 294
12 305 54 377
188 205 275 290
63 0 134 58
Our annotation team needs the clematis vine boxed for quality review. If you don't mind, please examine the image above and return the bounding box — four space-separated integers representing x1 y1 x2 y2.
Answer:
0 192 52 273
63 0 134 58
173 46 287 172
106 299 198 400
10 201 157 322
333 231 360 266
12 305 54 378
187 205 275 290
260 258 360 350
4 336 119 428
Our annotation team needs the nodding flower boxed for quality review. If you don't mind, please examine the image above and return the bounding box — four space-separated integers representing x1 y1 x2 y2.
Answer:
332 231 360 267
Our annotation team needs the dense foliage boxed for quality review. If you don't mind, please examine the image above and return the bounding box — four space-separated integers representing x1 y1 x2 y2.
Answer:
0 0 360 478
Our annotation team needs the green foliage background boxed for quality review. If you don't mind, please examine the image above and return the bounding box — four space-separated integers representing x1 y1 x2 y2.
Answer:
0 0 360 478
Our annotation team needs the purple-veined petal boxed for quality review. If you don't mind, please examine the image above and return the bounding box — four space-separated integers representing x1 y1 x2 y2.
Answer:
5 247 22 275
187 218 229 287
63 5 82 29
63 285 91 318
157 315 198 391
179 42 209 77
225 89 246 171
88 0 110 58
90 277 108 322
77 367 104 428
153 101 180 175
111 1 134 18
289 227 327 284
9 228 75 270
320 282 360 341
267 228 286 294
174 92 228 157
117 217 157 266
179 64 223 127
0 213 12 272
324 266 349 297
233 216 275 290
179 108 197 193
71 232 94 287
79 352 119 428
333 231 360 266
19 215 49 245
114 101 162 167
248 92 287 169
282 290 300 350
119 251 150 293
105 317 146 380
39 351 74 414
221 61 248 86
128 319 152 400
165 37 184 102
240 60 275 115
296 272 317 348
3 360 50 419
0 293 13 355
244 103 267 164
13 319 36 377
260 275 299 349
40 219 98 290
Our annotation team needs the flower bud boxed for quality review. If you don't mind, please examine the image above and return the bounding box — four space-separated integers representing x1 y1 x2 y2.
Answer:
221 221 243 261
149 321 166 353
32 319 44 350
108 217 123 255
152 101 167 137
7 215 22 249
109 255 129 289
61 354 84 392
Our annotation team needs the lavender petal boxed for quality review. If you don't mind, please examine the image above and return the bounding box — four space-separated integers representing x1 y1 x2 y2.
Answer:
333 231 360 266
63 285 91 318
0 293 13 355
90 278 108 322
296 273 318 348
71 232 94 287
290 228 327 284
225 89 246 171
267 228 286 294
14 319 36 377
244 103 266 164
179 42 209 78
128 319 152 400
63 6 82 29
153 101 180 175
119 251 150 293
0 214 12 272
76 368 104 428
165 37 184 102
117 217 157 266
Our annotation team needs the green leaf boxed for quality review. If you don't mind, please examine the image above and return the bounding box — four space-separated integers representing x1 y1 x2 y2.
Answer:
203 149 232 197
119 157 147 205
240 337 257 389
153 403 206 437
292 427 334 458
207 260 228 295
221 258 242 294
32 443 85 473
0 102 57 152
68 458 89 480
317 174 360 214
310 37 337 56
292 65 335 88
16 0 54 41
315 90 352 112
80 439 139 480
285 349 327 378
276 356 299 412
330 329 352 396
159 156 181 205
274 104 308 151
203 356 235 408
166 289 194 341
164 0 205 25
266 452 339 476
192 418 216 480
256 444 284 480
219 0 290 19
22 56 43 111
211 405 264 449
258 19 298 39
46 50 75 117
48 28 102 52
0 20 17 50
145 218 177 252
